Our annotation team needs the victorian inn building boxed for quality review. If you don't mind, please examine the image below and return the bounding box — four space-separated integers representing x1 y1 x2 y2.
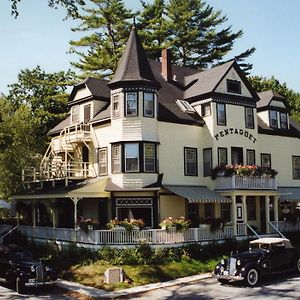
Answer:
12 27 300 245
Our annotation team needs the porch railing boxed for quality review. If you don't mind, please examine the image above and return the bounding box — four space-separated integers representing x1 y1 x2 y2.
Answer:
61 123 91 144
269 220 300 233
215 175 277 190
22 161 96 183
16 224 247 246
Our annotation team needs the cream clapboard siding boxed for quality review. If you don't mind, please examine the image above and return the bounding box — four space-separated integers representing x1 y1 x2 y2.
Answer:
258 133 300 186
160 195 186 221
158 122 204 185
214 68 252 98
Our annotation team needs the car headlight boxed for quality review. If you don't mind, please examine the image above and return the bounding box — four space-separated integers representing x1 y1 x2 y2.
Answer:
45 266 50 272
236 259 241 266
31 266 35 272
220 259 225 265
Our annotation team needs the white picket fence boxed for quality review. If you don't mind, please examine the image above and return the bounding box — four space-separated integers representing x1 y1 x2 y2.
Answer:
13 223 247 246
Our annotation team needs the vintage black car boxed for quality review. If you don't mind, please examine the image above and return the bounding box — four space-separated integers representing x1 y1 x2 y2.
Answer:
0 245 57 293
214 237 300 287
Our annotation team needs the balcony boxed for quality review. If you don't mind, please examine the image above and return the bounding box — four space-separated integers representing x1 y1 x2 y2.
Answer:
61 123 92 144
215 175 277 190
22 162 96 184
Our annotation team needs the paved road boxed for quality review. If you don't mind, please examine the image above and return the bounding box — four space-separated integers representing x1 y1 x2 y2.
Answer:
0 284 77 300
128 273 300 300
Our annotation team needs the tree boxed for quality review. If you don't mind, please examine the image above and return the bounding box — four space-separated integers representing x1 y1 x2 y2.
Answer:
69 0 134 78
0 97 39 198
10 0 86 18
70 0 255 77
249 76 300 122
7 66 76 152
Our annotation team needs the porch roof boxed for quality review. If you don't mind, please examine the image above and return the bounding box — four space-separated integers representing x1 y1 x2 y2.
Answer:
163 185 231 203
278 187 300 202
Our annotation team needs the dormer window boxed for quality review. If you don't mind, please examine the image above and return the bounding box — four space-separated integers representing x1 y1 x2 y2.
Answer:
280 113 288 129
201 103 211 117
144 92 154 117
71 105 79 123
125 92 138 116
227 79 241 94
269 110 278 128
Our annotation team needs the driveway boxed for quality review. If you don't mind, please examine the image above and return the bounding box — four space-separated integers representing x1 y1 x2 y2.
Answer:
128 273 300 300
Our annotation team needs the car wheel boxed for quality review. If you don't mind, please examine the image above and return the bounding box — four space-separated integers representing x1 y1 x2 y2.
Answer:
16 277 25 294
296 257 300 273
245 268 259 287
218 279 229 285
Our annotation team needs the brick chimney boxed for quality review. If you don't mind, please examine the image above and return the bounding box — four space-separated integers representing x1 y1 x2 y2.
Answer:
161 48 172 82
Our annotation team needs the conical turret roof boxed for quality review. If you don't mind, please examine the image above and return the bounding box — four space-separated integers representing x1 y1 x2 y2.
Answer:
108 26 159 88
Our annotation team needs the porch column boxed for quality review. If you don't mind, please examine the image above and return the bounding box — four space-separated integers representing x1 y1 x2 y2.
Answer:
71 197 81 229
231 196 237 236
265 195 270 233
242 195 247 225
33 204 36 228
274 196 279 223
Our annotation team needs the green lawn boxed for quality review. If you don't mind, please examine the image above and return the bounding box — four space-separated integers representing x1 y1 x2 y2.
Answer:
60 257 220 291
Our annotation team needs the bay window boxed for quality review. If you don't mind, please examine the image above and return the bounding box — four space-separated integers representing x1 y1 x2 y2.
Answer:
125 143 139 172
126 92 138 116
144 92 154 117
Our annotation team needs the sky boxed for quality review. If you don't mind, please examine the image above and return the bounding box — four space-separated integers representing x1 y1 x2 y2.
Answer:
0 0 299 95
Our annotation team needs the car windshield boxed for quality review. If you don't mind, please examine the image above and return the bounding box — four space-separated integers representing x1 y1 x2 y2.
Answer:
250 243 270 251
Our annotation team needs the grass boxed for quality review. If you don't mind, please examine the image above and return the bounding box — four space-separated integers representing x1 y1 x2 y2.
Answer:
60 257 221 291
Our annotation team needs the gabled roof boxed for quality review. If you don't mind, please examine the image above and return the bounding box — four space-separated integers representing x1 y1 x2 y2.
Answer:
108 27 159 88
184 60 259 102
257 90 290 111
69 77 110 104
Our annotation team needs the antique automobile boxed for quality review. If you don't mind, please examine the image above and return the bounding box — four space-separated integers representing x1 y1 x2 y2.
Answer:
213 237 300 286
0 245 57 293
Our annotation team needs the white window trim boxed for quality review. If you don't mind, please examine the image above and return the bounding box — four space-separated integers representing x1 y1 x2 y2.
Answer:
125 143 139 172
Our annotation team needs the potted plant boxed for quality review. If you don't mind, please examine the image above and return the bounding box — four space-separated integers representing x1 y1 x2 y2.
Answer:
159 217 191 232
106 218 145 232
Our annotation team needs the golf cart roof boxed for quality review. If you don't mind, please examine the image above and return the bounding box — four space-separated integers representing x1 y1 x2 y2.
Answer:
250 237 292 248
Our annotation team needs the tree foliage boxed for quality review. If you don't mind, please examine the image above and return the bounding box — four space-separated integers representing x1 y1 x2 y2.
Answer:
70 0 255 78
7 66 76 152
10 0 86 18
249 75 300 122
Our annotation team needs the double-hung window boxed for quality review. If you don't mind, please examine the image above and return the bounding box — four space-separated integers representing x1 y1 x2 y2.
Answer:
280 113 288 129
144 143 156 172
227 79 241 94
98 148 107 176
261 153 271 168
218 148 227 166
216 103 226 126
184 147 198 176
203 148 212 177
245 107 254 129
112 144 121 173
113 95 120 118
269 110 278 128
292 156 300 179
71 105 79 123
144 93 154 117
126 92 138 116
125 143 139 172
246 149 256 165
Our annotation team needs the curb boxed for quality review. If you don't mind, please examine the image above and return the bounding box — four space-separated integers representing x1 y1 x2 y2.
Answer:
57 273 213 299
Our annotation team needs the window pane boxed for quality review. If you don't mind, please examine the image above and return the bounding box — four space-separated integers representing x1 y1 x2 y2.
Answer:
203 148 212 177
185 148 197 176
293 156 300 179
270 111 278 128
126 93 137 116
144 93 154 117
245 107 254 128
144 143 155 172
280 113 287 129
218 148 227 166
247 150 255 165
112 144 121 173
71 106 79 123
125 143 139 172
217 103 226 125
99 148 107 175
261 154 271 168
113 95 120 118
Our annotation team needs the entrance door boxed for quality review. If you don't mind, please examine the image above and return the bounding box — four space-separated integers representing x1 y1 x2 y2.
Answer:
231 147 243 165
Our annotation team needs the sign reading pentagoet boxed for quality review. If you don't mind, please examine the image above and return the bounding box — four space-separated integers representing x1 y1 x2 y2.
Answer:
214 128 257 143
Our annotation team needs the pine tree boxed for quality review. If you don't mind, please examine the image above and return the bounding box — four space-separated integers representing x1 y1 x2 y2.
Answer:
165 0 255 72
69 0 134 78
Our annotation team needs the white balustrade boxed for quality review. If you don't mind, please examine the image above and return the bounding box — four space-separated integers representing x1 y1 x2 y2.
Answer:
215 175 277 190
